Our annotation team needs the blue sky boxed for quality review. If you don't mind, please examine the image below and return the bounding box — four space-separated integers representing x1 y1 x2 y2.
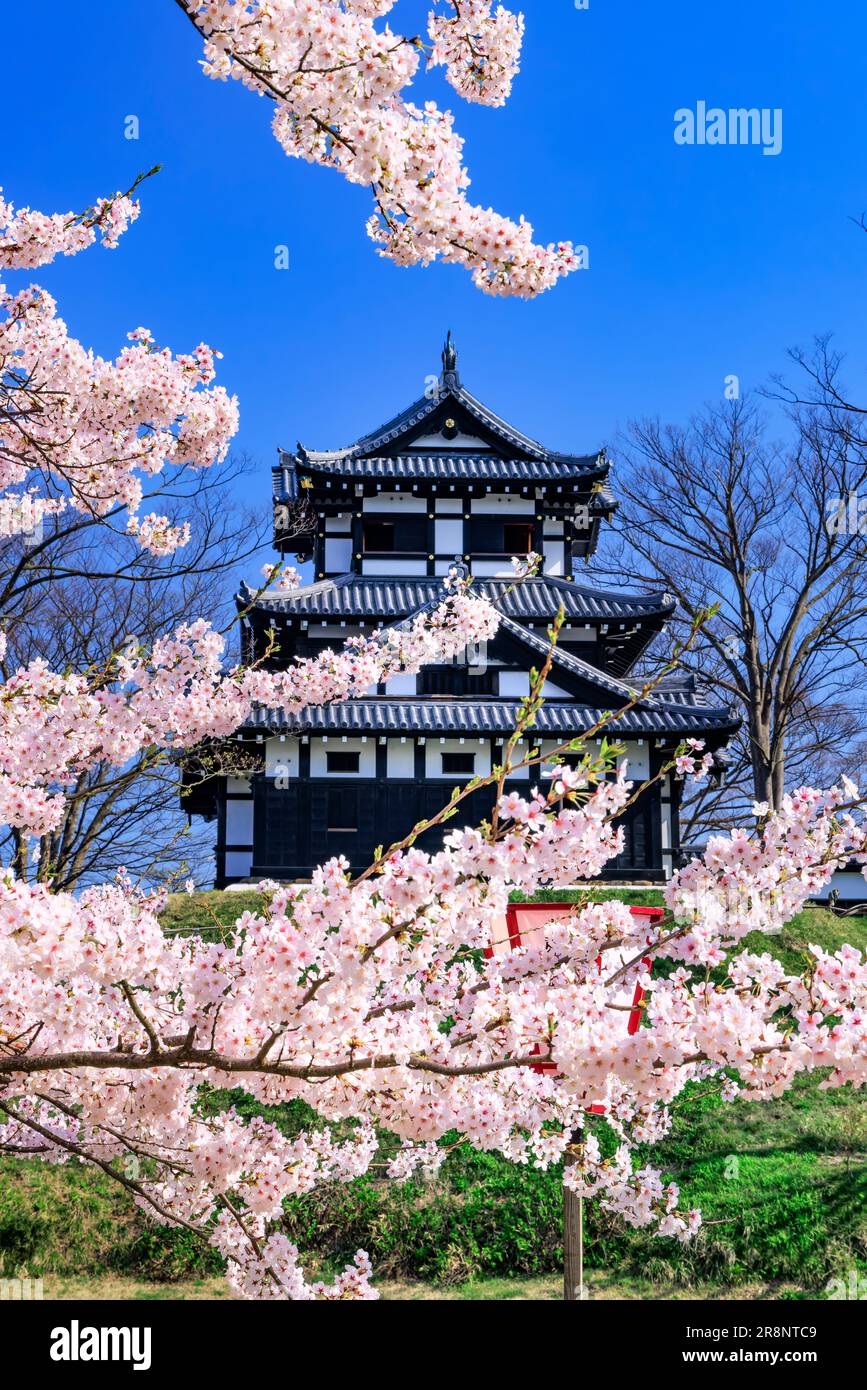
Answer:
5 0 867 527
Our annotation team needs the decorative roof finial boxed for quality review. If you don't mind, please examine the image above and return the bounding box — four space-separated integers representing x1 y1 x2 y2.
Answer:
441 330 458 378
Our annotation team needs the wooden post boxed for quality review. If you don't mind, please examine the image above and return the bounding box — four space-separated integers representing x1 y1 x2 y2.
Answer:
563 1142 584 1301
505 904 663 1303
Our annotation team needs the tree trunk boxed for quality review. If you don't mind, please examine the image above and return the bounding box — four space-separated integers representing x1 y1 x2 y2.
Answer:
563 1143 584 1301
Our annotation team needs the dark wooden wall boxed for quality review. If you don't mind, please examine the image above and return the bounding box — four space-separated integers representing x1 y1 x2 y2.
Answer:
246 777 665 883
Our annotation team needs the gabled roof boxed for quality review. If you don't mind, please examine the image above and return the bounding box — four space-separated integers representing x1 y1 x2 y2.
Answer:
277 336 607 486
240 574 676 625
238 581 737 740
497 614 660 707
296 371 552 463
295 381 553 462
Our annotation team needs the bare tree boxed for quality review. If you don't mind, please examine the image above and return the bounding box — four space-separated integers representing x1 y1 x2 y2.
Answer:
0 453 299 888
592 347 867 840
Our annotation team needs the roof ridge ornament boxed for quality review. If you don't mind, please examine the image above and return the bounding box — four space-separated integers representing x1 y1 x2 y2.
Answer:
440 330 460 389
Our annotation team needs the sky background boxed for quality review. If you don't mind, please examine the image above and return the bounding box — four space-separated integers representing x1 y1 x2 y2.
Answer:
5 0 867 579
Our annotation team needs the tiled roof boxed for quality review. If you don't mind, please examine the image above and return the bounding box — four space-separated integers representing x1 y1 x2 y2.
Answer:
273 452 605 492
497 614 660 706
242 575 675 624
243 697 739 739
293 378 563 463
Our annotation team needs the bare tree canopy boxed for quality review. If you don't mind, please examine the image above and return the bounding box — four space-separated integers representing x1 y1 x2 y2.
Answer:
592 343 867 843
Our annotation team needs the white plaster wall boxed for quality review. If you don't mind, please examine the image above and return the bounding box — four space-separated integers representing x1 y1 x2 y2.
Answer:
499 671 530 697
537 738 650 781
471 559 519 577
226 776 252 794
387 741 416 777
472 496 534 515
544 540 565 576
326 514 352 533
425 738 492 779
325 538 352 572
435 498 463 514
265 736 299 778
501 740 530 780
623 741 650 781
310 737 375 777
411 433 486 449
435 519 463 554
225 799 254 843
362 492 426 512
660 775 672 878
362 559 428 577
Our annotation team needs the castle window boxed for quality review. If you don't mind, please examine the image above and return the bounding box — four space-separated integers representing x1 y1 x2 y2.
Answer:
363 519 395 552
502 522 534 555
441 752 476 775
468 517 534 555
363 516 427 553
327 750 360 774
327 787 358 831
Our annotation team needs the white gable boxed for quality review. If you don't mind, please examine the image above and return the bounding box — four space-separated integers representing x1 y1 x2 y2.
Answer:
408 432 491 450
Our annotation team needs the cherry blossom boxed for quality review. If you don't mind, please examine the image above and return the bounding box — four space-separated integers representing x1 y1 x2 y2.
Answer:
260 561 302 591
0 582 500 836
178 1 579 297
2 155 865 1302
1 185 239 551
2 692 865 1299
0 184 141 269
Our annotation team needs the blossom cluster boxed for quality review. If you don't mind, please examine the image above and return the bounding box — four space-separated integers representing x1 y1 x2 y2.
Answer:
260 561 302 592
1 749 865 1298
0 581 500 836
0 188 239 552
428 1 525 106
183 1 579 297
664 779 865 963
0 186 140 268
674 736 715 780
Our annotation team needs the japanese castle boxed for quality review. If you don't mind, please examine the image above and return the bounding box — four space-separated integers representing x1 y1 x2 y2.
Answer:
189 337 738 887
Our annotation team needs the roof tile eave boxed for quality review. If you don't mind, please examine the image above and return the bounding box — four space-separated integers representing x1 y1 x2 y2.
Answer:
242 698 739 739
246 575 676 624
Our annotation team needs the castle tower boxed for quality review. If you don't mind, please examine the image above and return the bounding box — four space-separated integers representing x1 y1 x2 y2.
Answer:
190 339 737 886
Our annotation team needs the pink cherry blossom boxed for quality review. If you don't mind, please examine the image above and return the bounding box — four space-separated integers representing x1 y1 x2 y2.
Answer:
1 187 239 551
180 1 579 298
2 734 865 1298
2 164 866 1302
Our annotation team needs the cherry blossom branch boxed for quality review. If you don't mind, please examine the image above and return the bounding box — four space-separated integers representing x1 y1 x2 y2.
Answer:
171 1 579 298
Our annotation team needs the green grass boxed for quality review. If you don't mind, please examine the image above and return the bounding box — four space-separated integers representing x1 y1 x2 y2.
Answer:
2 895 865 1298
509 885 668 906
35 1271 818 1300
159 889 263 934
